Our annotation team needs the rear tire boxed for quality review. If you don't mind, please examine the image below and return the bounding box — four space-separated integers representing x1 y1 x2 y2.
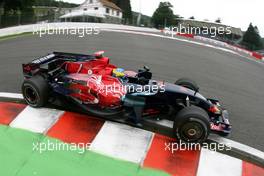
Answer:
173 106 210 143
22 75 49 108
175 78 199 92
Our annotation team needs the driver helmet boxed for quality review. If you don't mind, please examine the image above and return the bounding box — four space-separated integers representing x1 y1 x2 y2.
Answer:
112 68 125 78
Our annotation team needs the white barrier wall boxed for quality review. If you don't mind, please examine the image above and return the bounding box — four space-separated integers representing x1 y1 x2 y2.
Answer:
0 22 159 37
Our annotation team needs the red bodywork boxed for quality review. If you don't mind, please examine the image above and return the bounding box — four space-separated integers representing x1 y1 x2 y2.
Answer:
63 57 126 107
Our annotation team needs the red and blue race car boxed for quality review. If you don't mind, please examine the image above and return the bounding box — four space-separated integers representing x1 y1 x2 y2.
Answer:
22 51 231 143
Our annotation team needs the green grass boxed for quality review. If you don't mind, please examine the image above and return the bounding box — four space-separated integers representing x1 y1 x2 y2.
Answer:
0 125 169 176
0 32 33 41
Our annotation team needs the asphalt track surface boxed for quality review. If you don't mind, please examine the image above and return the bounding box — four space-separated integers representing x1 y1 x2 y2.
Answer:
0 31 264 151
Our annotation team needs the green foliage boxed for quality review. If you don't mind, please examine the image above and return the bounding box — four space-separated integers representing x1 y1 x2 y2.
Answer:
151 2 175 28
0 0 78 13
33 0 78 8
111 0 132 24
241 23 263 50
1 0 34 12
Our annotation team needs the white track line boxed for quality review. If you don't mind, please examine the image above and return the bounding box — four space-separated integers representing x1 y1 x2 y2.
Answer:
90 121 153 163
197 148 242 176
209 134 264 160
10 106 64 133
0 92 23 99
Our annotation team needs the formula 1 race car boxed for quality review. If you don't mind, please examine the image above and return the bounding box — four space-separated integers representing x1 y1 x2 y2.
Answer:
22 51 231 143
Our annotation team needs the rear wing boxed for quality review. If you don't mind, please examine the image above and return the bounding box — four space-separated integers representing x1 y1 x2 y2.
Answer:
22 52 96 77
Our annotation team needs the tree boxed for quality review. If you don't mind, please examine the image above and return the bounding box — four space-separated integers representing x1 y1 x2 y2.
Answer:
1 0 77 12
33 0 78 8
1 0 34 12
0 0 35 26
189 16 195 20
241 23 263 50
111 0 132 24
152 2 175 28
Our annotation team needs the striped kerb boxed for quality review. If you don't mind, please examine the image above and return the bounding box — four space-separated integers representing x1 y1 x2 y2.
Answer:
0 101 264 176
47 111 104 145
143 134 201 176
10 106 64 133
90 121 154 164
0 102 26 125
242 161 264 176
196 148 242 176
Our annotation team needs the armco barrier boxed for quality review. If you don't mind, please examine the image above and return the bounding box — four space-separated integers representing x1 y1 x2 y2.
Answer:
161 29 263 61
252 52 263 60
193 36 263 61
161 29 194 38
177 33 194 38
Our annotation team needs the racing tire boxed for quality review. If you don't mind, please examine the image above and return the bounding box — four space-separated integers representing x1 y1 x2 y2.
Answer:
175 78 199 92
22 75 49 108
173 106 210 143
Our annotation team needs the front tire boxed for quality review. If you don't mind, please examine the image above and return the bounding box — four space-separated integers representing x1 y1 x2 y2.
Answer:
173 106 210 143
22 76 49 107
175 78 199 92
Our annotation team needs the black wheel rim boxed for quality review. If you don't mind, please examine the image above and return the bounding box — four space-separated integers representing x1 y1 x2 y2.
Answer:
24 86 38 105
179 121 205 142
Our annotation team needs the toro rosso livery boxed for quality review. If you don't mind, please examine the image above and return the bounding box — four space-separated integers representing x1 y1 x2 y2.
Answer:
22 51 231 143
